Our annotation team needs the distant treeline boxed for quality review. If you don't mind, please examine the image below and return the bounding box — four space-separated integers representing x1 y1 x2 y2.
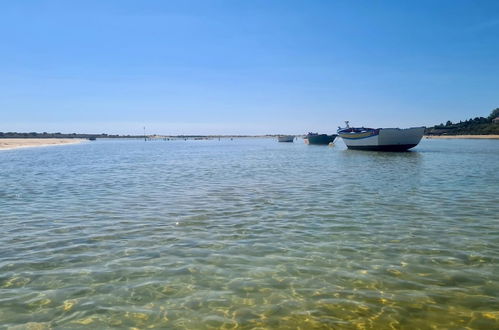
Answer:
0 132 142 139
426 108 499 135
3 108 499 138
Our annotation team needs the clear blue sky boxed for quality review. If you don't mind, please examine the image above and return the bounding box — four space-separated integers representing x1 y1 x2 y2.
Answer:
1 0 498 135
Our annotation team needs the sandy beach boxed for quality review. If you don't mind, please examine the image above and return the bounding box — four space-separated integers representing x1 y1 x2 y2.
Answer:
425 135 499 139
0 138 85 150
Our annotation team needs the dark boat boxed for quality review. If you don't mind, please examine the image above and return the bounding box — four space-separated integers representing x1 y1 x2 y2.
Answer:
88 137 96 141
304 132 337 145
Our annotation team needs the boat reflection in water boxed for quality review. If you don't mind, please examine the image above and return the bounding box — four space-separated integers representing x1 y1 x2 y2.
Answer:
337 121 425 151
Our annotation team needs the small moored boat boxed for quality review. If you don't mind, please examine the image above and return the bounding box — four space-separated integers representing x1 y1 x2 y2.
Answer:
277 135 294 142
337 121 425 151
304 132 337 145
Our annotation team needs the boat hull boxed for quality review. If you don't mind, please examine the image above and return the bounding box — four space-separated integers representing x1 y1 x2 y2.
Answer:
304 134 337 145
346 144 418 151
339 127 425 151
277 135 294 142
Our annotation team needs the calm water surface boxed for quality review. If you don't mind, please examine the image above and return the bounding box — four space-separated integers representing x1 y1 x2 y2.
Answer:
1 138 498 329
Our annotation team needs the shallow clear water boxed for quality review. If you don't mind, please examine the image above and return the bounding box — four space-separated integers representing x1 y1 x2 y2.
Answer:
1 138 498 329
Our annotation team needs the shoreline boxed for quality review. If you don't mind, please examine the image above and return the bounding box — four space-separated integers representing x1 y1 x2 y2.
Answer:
425 135 499 139
0 138 85 151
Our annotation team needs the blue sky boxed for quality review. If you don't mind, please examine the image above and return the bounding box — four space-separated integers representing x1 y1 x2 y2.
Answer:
1 0 498 135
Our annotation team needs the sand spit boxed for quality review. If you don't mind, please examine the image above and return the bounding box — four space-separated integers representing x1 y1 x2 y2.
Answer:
425 135 499 139
0 138 85 151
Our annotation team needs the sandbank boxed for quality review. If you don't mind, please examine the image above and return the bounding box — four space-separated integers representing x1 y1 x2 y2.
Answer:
425 135 499 139
0 138 85 151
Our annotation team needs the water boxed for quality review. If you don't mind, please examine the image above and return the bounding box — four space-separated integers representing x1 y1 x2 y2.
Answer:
1 138 498 329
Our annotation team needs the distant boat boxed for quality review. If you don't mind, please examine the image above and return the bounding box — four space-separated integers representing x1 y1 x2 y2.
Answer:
277 135 294 142
337 121 425 151
88 137 96 141
304 132 337 145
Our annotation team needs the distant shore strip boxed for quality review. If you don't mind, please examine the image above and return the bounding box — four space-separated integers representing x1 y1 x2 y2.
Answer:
0 138 85 151
425 135 499 139
1 135 499 151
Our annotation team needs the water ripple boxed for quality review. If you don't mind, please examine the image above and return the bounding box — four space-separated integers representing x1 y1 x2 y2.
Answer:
1 138 498 328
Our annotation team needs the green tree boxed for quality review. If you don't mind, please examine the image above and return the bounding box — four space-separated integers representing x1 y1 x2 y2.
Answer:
488 108 499 120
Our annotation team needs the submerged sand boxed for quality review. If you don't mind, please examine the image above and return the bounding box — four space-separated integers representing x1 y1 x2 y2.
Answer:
0 138 85 150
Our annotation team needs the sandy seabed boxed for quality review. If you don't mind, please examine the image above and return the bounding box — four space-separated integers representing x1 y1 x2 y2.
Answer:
0 138 85 150
425 135 499 139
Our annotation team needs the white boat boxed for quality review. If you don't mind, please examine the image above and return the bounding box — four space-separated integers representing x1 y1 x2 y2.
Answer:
277 135 295 142
337 122 425 151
